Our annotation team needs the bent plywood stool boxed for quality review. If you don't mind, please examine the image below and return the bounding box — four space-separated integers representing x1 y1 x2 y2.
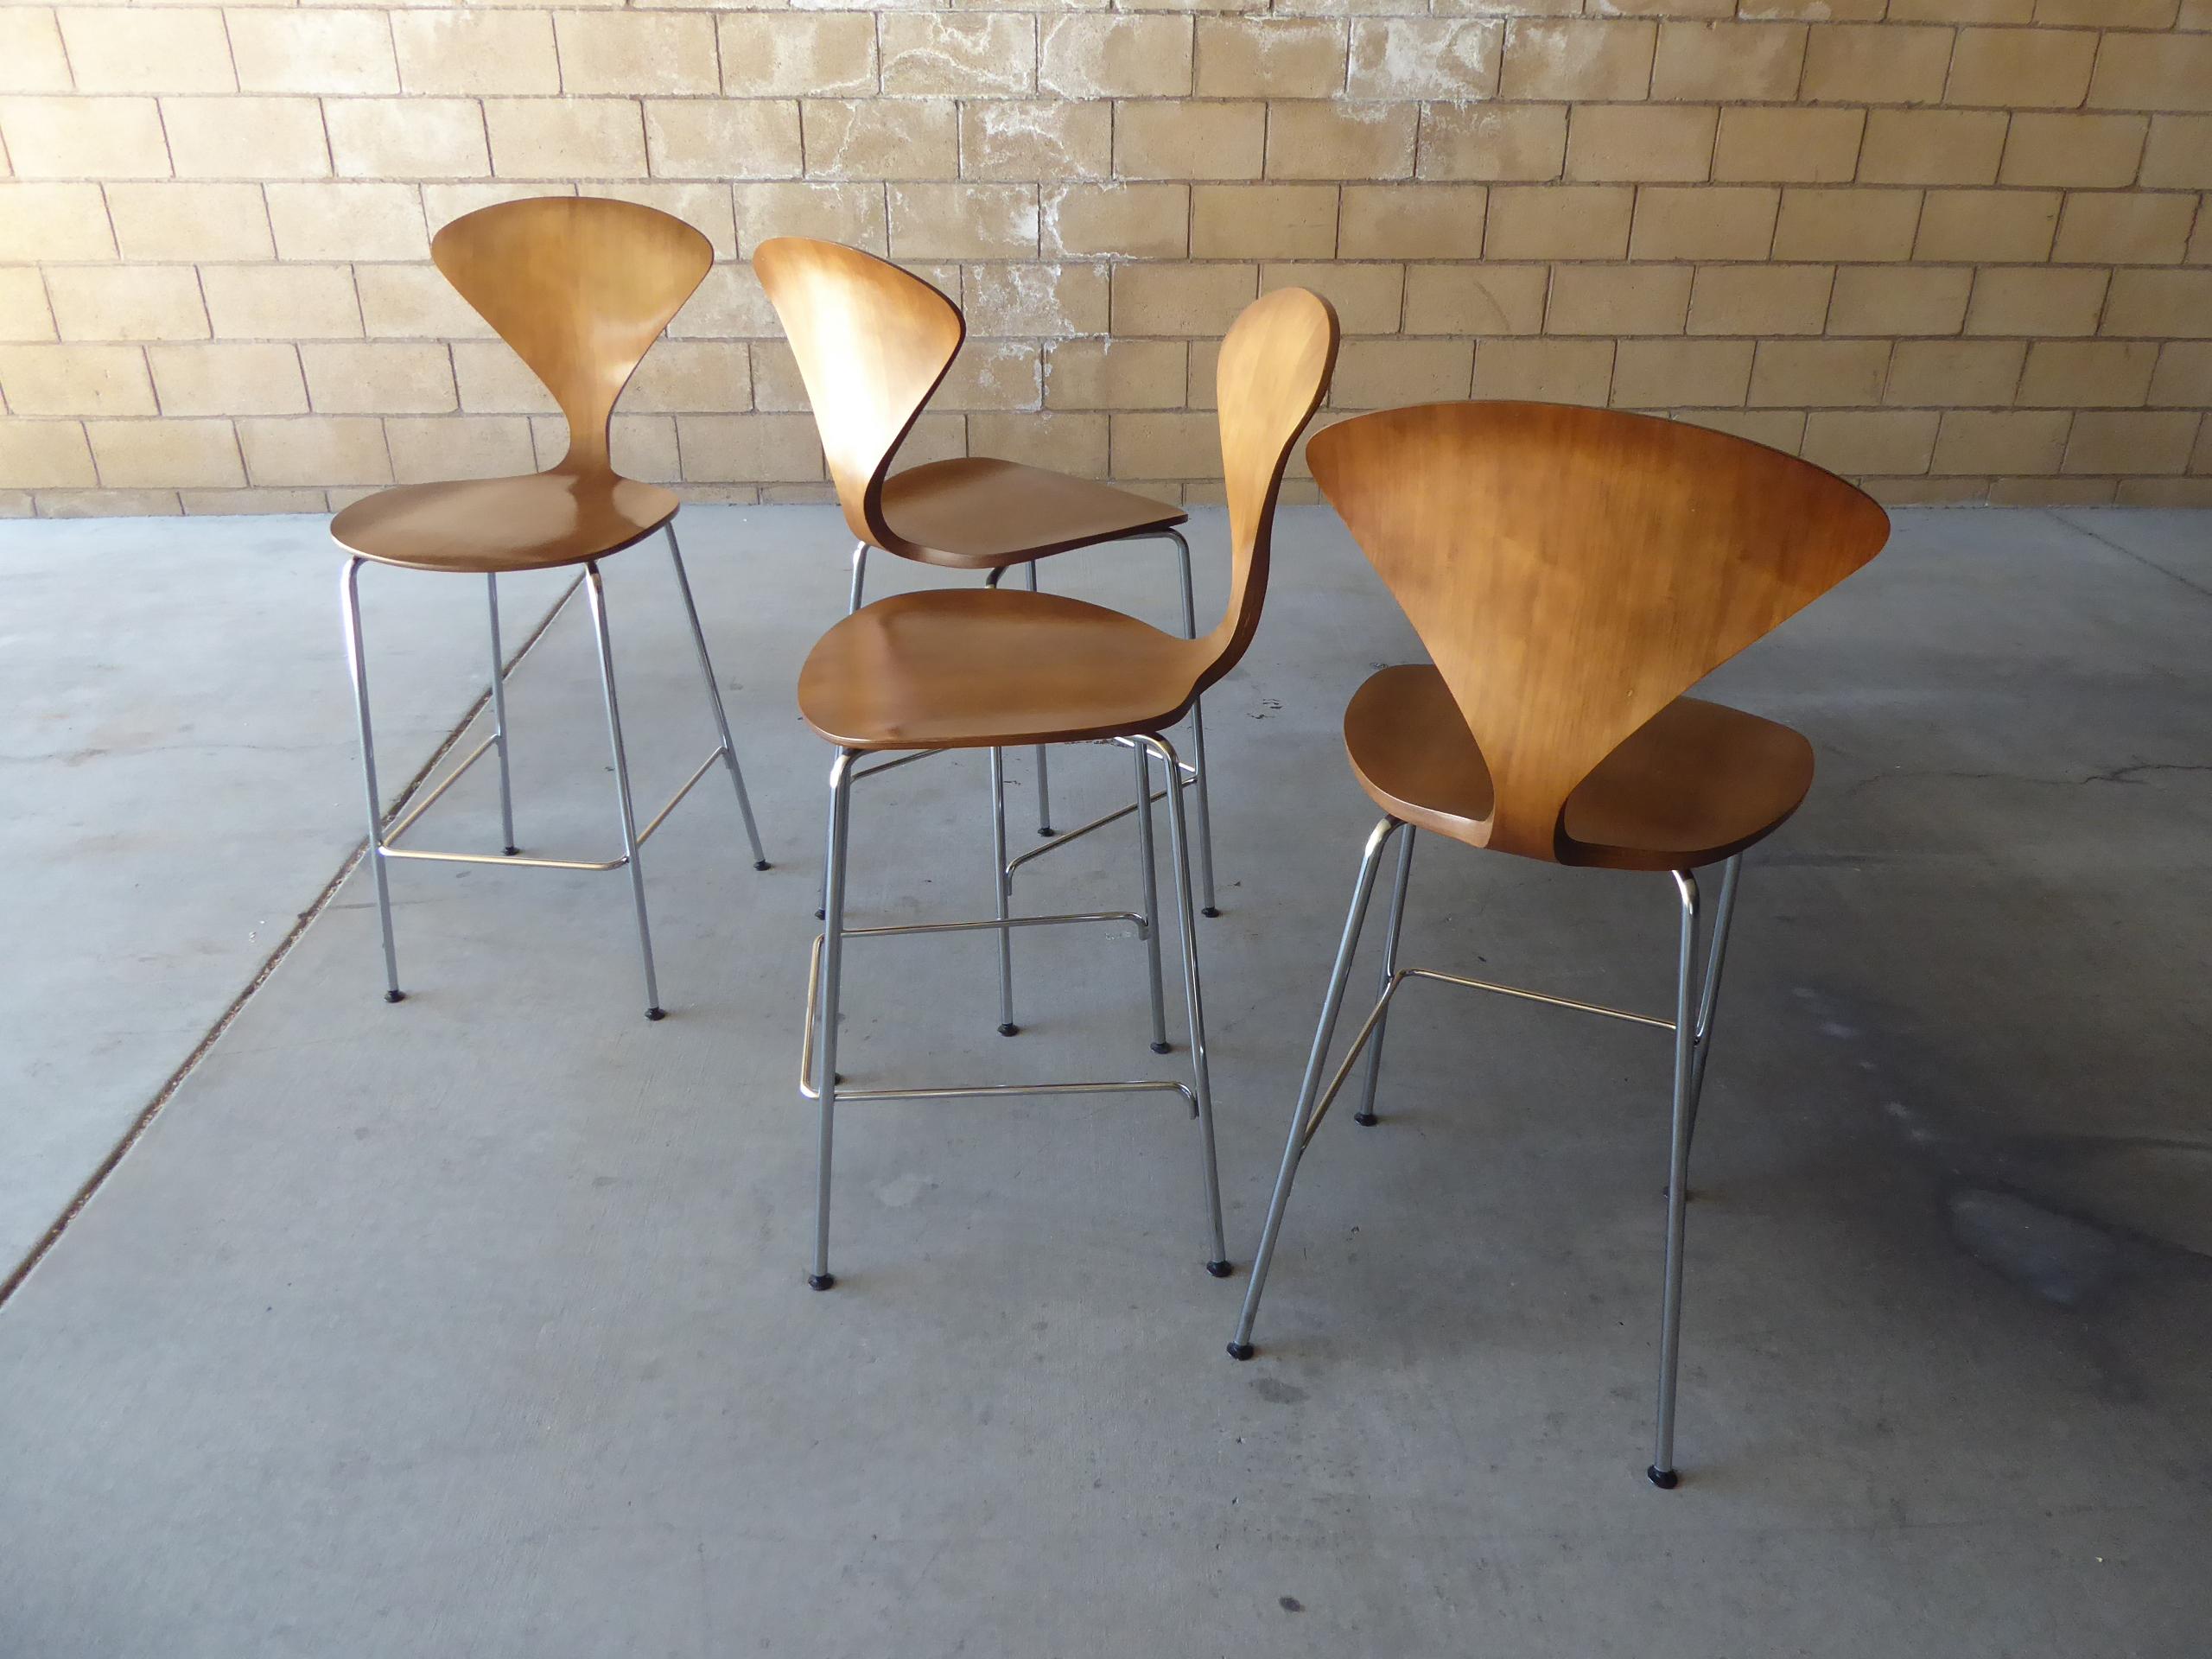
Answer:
331 196 768 1020
1226 401 1891 1488
790 287 1339 1293
753 237 1227 919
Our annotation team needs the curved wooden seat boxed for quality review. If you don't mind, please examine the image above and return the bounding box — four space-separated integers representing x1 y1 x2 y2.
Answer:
877 458 1186 570
1344 664 1815 873
330 470 677 575
799 588 1208 751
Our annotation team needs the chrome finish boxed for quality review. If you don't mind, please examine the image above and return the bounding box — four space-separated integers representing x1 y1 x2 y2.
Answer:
486 573 517 856
1135 740 1170 1052
1685 854 1740 1151
990 746 1017 1035
379 744 720 870
1650 870 1701 1487
1167 529 1219 916
1027 560 1053 836
851 748 938 784
666 525 768 869
810 748 857 1288
846 539 868 614
1354 827 1416 1126
340 556 403 1002
584 563 662 1020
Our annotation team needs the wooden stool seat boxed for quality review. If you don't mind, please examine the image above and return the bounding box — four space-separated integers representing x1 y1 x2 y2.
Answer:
1344 664 1814 873
876 458 1186 570
330 470 677 575
798 588 1206 751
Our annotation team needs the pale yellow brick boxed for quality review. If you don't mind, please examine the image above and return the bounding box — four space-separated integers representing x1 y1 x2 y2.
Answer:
884 412 965 474
888 182 1038 259
1884 340 2025 405
385 415 537 484
2115 479 2212 506
1042 184 1188 259
2052 194 2196 266
608 341 749 414
2065 410 2198 474
2088 31 2212 115
1891 0 2032 18
85 417 242 486
1500 21 1656 102
557 12 717 97
1929 409 2069 473
597 182 736 259
454 342 557 415
0 418 95 486
645 100 802 182
962 102 1109 181
486 101 646 181
0 270 54 342
1683 408 1807 452
1192 184 1338 259
327 99 489 181
1650 21 1805 101
804 101 959 181
2015 340 2158 407
267 182 428 262
1999 116 2147 189
227 10 399 96
880 16 1034 96
1801 410 1939 474
734 182 887 257
1859 110 2007 186
1945 26 2094 110
201 264 361 339
392 11 559 97
353 266 493 340
147 342 308 415
2142 118 2212 190
1194 19 1346 99
0 12 71 95
677 414 823 482
1484 186 1633 260
611 415 680 482
59 9 233 94
1545 264 1692 335
1044 339 1186 410
423 182 575 232
1610 340 1755 407
185 485 332 514
1329 337 1472 409
2101 270 2212 338
0 183 116 261
1566 105 1716 184
2149 342 2212 407
1109 412 1217 480
35 489 182 518
1830 265 1972 334
1712 108 1865 185
1771 188 1922 262
1116 101 1265 181
0 98 171 180
1264 103 1417 182
1039 16 1192 99
1912 189 2059 263
1346 19 1501 100
1262 263 1403 334
238 416 391 487
48 268 207 343
1966 267 2108 336
1748 340 1889 406
932 341 1041 412
1629 187 1777 260
1111 264 1256 336
1416 105 1566 184
1687 264 1834 335
1338 184 1484 258
1472 338 1614 405
971 412 1103 478
301 342 454 415
105 183 273 263
1402 264 1547 335
671 267 776 338
1802 23 1954 105
162 97 330 180
965 262 1109 336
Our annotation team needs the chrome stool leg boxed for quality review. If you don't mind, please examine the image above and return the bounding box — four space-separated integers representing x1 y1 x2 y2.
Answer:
991 747 1017 1036
1134 741 1170 1054
582 562 663 1021
486 574 518 857
846 539 868 615
1353 826 1416 1126
1649 869 1707 1489
1168 529 1219 915
340 556 404 1003
1685 854 1740 1159
1230 816 1399 1358
1026 561 1054 835
664 525 769 871
810 748 858 1290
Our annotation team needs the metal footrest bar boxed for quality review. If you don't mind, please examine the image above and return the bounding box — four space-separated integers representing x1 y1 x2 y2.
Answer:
997 737 1192 878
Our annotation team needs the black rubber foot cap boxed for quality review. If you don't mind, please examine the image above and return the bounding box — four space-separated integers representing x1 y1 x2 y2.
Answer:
814 907 825 920
503 846 519 857
808 1274 836 1292
384 988 406 1004
1039 826 1056 837
1648 1465 1679 1491
1150 1040 1173 1055
645 1007 666 1022
1205 1260 1233 1279
1353 1112 1379 1127
754 860 771 872
997 1022 1020 1037
1202 906 1222 918
1227 1342 1254 1361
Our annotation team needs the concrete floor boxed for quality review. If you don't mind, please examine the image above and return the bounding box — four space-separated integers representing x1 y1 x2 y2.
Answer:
2 505 2208 1656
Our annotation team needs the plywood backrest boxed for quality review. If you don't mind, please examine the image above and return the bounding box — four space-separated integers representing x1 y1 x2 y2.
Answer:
431 196 711 477
1198 287 1340 692
1308 401 1890 862
752 237 964 554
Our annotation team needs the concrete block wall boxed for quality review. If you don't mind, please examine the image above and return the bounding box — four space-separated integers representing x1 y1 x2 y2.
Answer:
1 0 2209 518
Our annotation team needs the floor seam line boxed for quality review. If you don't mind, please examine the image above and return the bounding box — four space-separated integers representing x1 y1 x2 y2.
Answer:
2044 507 2212 603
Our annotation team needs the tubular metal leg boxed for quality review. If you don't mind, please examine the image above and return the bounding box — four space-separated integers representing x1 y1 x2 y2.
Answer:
1230 817 1402 1356
1353 827 1417 1127
1168 530 1219 915
486 574 518 857
1649 870 1707 1490
582 563 664 1021
810 749 858 1290
664 525 769 871
990 747 1017 1037
340 557 404 1003
1684 854 1740 1154
1141 732 1230 1276
1134 741 1170 1055
847 539 868 614
1027 561 1053 836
